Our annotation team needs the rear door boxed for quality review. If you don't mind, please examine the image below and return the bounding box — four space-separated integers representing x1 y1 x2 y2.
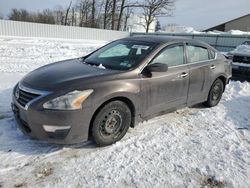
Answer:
140 43 190 118
186 43 216 105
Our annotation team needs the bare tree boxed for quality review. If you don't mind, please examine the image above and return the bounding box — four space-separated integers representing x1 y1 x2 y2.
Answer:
116 0 149 31
77 0 92 27
71 7 75 26
123 6 133 31
90 0 96 27
65 0 72 25
9 9 31 22
9 8 55 24
141 0 174 32
53 6 65 25
37 9 55 24
96 0 105 26
116 0 126 30
103 0 112 29
111 0 117 30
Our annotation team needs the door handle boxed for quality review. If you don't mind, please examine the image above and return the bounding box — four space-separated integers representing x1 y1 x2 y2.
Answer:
210 65 216 69
180 72 188 78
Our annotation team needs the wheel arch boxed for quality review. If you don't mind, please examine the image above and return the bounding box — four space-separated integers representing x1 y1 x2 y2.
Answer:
217 75 227 91
88 96 136 139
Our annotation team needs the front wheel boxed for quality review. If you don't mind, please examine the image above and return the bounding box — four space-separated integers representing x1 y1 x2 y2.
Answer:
204 79 224 107
91 101 132 146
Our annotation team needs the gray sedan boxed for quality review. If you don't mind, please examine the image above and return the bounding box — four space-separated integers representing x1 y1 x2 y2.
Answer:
12 36 232 146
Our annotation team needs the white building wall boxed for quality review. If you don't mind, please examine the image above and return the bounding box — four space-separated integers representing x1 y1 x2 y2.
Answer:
126 15 156 33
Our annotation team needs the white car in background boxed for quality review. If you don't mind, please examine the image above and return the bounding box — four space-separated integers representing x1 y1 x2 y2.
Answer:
227 41 250 79
228 41 250 63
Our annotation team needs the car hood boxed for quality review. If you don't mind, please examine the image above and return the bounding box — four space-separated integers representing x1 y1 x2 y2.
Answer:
20 59 119 91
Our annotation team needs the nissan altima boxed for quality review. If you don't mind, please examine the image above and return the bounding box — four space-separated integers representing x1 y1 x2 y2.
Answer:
12 36 232 146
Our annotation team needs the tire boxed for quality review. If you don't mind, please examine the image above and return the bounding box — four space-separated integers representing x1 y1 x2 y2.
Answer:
204 79 224 107
92 101 132 146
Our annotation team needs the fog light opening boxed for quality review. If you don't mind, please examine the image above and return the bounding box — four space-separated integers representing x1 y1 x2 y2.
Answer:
43 125 71 132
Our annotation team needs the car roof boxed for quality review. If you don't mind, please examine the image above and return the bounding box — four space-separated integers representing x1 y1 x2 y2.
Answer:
123 35 191 44
122 35 214 49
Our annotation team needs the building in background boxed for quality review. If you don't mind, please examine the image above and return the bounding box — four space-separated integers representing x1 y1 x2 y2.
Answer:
125 14 156 33
204 14 250 32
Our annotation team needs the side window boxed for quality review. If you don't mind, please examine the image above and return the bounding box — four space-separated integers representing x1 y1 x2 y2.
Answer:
187 45 209 63
151 45 184 67
99 44 130 58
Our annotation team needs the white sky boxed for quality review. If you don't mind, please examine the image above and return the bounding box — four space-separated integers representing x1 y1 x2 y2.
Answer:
159 0 250 30
0 0 249 30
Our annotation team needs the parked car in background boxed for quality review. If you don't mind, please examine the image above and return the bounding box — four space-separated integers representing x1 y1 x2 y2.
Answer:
227 41 250 79
12 36 232 146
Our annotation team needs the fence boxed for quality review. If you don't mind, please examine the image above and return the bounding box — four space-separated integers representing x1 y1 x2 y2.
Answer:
1 20 250 52
0 20 130 41
132 32 250 52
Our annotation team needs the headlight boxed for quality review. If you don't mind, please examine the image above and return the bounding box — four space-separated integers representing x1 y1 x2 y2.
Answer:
43 89 93 110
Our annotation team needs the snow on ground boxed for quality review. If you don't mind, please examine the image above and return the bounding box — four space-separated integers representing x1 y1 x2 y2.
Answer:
0 36 250 188
0 36 107 73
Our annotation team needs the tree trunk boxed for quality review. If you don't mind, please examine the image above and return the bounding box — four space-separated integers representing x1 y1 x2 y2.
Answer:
111 0 116 30
123 14 129 31
103 0 109 29
64 0 72 25
117 0 125 30
71 7 74 26
91 0 96 27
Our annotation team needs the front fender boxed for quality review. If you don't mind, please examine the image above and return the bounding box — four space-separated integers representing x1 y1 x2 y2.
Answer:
90 79 141 118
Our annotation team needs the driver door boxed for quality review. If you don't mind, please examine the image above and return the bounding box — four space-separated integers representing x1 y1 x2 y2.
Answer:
140 43 190 118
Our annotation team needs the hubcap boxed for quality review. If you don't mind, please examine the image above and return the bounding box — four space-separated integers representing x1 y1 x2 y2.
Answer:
212 83 221 101
100 110 123 137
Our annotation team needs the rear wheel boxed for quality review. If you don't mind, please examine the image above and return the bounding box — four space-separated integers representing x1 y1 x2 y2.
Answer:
204 79 224 107
92 101 131 146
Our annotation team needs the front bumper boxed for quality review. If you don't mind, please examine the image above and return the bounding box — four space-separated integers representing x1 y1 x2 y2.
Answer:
232 63 250 80
11 91 93 144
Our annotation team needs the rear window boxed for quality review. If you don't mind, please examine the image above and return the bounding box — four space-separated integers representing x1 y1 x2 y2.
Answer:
187 45 209 63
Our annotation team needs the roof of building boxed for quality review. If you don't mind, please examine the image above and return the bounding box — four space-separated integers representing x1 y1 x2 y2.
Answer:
204 13 250 31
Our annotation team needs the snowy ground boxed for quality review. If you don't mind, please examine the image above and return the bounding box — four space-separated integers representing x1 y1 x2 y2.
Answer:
0 36 250 188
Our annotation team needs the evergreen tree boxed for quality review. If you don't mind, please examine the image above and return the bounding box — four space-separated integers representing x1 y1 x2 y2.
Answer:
155 20 161 32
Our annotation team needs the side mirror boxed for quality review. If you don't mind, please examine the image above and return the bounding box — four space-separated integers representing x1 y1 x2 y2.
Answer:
146 63 168 72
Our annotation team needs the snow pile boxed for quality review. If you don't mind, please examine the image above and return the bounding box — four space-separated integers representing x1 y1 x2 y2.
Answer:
227 30 250 35
181 27 203 34
162 25 250 35
206 30 250 35
231 44 250 55
0 36 250 187
162 25 203 34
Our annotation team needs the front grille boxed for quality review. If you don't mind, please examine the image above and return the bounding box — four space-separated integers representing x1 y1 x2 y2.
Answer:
233 55 250 64
16 87 40 107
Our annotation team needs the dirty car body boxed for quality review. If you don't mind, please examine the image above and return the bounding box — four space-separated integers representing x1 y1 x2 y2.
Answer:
12 36 232 144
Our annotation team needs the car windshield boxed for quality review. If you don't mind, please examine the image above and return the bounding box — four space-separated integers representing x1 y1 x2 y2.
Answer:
84 40 157 70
